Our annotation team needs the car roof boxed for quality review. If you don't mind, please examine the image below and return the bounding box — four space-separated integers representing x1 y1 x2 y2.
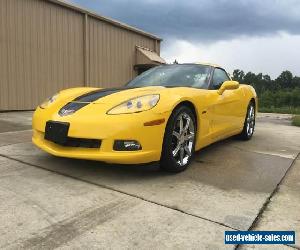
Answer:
161 62 225 70
195 62 222 68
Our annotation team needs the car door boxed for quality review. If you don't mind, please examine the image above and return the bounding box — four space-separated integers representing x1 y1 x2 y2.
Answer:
207 68 243 141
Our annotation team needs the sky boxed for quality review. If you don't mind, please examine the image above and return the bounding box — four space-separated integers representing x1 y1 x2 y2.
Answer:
70 0 300 78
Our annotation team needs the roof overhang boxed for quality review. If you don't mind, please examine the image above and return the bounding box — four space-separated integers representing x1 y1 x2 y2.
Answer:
136 46 166 66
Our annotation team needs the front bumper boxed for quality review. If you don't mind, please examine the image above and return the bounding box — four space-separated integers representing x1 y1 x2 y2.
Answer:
32 107 169 164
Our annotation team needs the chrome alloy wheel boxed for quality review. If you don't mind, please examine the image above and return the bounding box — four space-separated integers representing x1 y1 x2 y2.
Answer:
246 105 255 137
171 112 195 167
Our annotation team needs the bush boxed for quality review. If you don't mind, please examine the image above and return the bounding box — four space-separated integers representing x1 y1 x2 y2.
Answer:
259 106 300 115
292 115 300 127
258 88 300 114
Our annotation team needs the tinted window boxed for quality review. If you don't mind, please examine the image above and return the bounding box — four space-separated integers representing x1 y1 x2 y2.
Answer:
211 68 230 90
127 64 211 89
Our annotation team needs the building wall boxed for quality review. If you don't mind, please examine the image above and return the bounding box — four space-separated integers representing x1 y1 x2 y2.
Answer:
0 0 161 110
88 16 157 88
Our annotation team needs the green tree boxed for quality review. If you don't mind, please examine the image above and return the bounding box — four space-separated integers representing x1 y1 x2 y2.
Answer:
243 72 257 85
275 70 293 89
232 69 245 83
292 76 300 89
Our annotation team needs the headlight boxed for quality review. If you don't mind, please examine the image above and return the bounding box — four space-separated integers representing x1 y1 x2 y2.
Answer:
39 93 59 109
107 94 160 115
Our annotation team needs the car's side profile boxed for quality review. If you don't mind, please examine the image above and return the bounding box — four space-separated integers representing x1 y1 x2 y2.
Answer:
32 63 257 172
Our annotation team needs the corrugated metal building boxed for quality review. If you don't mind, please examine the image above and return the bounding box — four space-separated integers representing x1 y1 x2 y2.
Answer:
0 0 164 110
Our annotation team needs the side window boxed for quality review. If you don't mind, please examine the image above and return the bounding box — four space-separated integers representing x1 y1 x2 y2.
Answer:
211 68 230 90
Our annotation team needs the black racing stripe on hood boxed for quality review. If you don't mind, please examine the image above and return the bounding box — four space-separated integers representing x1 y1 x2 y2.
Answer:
58 87 135 116
73 87 135 103
58 102 88 116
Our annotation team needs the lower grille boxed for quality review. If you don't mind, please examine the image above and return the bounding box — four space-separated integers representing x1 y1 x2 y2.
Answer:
46 136 101 148
64 138 101 148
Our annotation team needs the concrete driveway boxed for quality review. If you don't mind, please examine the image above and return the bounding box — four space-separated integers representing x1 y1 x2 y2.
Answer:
0 112 299 249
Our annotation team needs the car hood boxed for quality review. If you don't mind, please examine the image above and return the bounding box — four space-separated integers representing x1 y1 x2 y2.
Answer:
57 86 168 116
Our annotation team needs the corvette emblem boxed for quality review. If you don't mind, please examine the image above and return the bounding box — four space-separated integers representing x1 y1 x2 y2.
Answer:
59 108 75 116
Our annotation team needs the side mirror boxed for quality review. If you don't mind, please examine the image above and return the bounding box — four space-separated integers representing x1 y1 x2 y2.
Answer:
218 80 239 95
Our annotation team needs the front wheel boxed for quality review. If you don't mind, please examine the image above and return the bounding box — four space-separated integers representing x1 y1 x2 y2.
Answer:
239 101 256 140
160 106 196 172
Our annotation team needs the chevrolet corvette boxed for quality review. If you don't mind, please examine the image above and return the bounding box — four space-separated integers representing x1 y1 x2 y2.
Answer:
32 63 257 172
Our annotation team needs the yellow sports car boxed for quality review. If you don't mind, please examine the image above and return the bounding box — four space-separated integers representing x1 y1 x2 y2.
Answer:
32 63 257 172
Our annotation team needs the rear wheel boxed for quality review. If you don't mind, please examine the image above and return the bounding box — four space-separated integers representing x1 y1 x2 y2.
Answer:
239 101 255 140
160 106 196 172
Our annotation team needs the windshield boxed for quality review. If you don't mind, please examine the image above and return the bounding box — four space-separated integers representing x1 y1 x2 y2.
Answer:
127 64 212 89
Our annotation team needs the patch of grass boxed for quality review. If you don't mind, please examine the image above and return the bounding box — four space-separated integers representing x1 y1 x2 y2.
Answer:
259 106 300 115
292 115 300 127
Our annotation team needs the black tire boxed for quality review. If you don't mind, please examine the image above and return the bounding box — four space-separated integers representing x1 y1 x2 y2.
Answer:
239 101 256 140
160 106 196 172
